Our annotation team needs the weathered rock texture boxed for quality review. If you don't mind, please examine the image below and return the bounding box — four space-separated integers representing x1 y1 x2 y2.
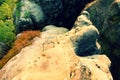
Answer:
84 0 120 79
0 14 112 80
13 0 63 33
0 29 112 79
13 0 93 33
85 0 120 48
0 49 112 80
72 11 100 56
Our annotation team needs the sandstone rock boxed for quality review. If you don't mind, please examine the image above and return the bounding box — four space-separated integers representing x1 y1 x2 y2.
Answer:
13 0 63 33
73 11 92 28
73 11 100 56
84 0 120 50
42 25 69 35
84 0 120 79
13 0 94 33
5 0 115 79
0 13 112 79
0 25 112 80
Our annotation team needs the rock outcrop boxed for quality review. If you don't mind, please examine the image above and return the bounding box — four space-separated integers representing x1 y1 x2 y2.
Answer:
84 0 120 79
0 49 112 80
42 25 69 35
13 0 63 33
13 0 93 33
84 0 120 47
0 13 112 80
72 11 100 56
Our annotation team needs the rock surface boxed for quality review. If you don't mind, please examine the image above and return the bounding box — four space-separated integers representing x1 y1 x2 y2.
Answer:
13 0 63 33
42 25 69 35
0 50 112 80
0 28 112 80
72 11 100 56
84 0 120 79
0 14 112 79
13 0 94 33
85 0 120 47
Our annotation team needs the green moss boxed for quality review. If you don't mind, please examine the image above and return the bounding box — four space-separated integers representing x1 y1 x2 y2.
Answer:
24 11 30 19
0 21 15 47
0 3 12 20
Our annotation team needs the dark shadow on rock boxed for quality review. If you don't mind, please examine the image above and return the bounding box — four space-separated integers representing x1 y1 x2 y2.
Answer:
0 42 10 59
13 0 94 34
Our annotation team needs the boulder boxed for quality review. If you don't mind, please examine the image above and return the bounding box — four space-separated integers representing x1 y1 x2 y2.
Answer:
42 25 69 35
13 0 63 33
84 0 120 51
84 0 120 43
13 0 94 33
0 23 112 80
72 11 100 56
84 0 120 79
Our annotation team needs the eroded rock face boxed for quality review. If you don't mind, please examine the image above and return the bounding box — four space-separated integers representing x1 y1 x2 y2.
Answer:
0 49 112 80
0 13 112 80
84 0 120 79
13 0 94 33
0 32 112 80
84 0 120 46
0 28 112 80
72 11 100 56
13 0 63 33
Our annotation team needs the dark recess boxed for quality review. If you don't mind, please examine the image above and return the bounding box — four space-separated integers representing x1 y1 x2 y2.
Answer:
55 0 94 29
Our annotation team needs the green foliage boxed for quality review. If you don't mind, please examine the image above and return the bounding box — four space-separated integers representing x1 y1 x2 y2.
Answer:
0 0 16 47
15 2 24 18
0 0 5 5
24 11 30 19
0 20 15 46
0 3 12 20
5 0 17 10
